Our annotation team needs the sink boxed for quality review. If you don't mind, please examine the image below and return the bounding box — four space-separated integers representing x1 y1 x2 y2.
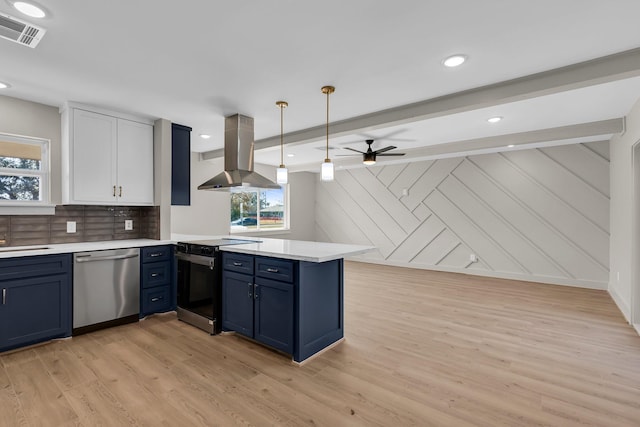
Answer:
0 246 50 252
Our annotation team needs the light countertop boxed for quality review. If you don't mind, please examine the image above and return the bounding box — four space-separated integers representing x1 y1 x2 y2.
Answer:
0 239 172 259
173 234 374 262
217 238 373 263
0 236 374 263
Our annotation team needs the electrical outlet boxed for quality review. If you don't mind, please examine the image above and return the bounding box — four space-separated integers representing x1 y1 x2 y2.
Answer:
66 221 76 233
124 220 133 231
469 254 478 263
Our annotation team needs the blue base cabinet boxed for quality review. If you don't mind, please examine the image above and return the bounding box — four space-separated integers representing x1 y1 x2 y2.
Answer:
140 245 175 317
222 270 254 337
222 252 343 362
0 254 72 353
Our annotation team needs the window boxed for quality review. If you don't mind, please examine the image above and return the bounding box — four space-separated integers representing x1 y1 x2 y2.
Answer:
230 187 288 232
0 133 51 208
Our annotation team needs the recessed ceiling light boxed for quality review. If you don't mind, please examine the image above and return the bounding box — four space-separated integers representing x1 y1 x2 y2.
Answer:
443 54 467 68
13 1 46 18
287 153 295 158
487 116 503 123
507 144 515 148
0 82 10 89
199 134 211 139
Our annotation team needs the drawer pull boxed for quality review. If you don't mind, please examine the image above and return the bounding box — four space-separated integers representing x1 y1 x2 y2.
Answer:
233 262 243 267
151 296 164 302
266 268 279 273
150 253 163 257
151 273 160 277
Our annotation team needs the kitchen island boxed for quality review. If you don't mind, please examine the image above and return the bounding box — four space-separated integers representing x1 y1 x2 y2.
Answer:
0 236 373 362
213 237 373 363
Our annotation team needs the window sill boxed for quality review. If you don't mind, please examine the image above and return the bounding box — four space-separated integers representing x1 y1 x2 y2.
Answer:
0 203 56 215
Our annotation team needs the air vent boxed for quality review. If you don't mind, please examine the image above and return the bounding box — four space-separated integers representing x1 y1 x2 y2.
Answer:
0 12 45 48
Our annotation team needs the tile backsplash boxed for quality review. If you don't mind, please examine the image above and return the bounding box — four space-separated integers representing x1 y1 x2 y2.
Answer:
0 205 159 247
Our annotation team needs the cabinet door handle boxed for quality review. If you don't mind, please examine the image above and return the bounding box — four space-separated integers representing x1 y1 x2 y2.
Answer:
233 262 243 267
2 288 5 305
113 185 116 197
119 186 123 197
151 296 163 302
266 268 279 273
247 283 253 299
254 284 259 300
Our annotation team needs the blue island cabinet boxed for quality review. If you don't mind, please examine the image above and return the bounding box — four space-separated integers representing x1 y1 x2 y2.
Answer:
222 252 343 363
0 254 72 353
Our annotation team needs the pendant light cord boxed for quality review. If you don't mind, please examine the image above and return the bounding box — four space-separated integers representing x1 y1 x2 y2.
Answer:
280 103 284 166
276 100 288 168
325 89 330 160
321 85 334 161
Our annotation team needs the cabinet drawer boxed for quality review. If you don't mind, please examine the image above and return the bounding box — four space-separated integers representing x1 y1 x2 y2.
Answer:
142 286 171 314
255 257 294 283
142 263 170 288
141 246 171 263
223 252 254 274
0 254 71 282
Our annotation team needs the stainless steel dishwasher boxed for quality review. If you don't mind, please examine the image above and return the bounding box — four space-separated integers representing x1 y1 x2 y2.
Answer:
73 247 140 334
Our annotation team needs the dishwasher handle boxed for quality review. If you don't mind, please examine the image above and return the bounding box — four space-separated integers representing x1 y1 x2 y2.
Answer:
75 253 139 263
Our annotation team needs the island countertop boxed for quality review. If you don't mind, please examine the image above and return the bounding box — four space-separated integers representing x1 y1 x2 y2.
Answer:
216 237 374 263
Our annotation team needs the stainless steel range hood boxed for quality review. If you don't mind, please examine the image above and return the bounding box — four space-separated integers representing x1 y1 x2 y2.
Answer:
198 114 280 190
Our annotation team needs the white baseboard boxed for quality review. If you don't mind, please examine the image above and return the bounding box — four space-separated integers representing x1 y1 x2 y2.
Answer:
608 285 632 323
346 256 608 290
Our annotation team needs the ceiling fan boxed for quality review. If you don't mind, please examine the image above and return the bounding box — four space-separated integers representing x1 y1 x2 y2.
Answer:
339 139 405 165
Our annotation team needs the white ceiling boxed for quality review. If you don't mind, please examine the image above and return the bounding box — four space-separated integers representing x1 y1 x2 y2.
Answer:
1 0 640 172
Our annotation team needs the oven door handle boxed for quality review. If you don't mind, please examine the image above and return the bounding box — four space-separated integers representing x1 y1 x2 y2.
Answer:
175 252 216 268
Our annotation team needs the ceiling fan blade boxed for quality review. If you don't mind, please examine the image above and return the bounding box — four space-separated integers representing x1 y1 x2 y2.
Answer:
343 147 366 154
377 153 406 156
373 146 397 154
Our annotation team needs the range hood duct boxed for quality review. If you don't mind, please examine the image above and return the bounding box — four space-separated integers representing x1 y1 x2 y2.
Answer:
198 114 280 190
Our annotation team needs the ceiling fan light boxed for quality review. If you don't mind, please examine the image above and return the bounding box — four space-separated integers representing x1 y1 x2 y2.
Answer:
321 159 334 181
276 166 288 184
363 152 376 165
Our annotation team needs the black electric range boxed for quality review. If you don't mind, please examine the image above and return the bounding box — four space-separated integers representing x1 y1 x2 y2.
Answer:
175 238 259 334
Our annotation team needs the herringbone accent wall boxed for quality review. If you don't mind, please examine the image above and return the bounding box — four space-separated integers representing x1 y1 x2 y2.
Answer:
316 141 609 288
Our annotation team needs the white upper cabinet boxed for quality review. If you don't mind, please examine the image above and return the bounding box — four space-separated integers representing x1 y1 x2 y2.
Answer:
61 103 154 205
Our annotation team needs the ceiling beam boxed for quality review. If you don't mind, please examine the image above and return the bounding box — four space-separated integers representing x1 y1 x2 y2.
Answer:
286 118 623 172
201 47 640 161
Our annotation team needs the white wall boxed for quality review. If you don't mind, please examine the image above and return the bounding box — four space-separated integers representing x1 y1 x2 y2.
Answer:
171 158 317 240
171 154 231 236
316 142 610 289
609 97 640 322
241 171 317 241
0 95 62 204
154 119 172 239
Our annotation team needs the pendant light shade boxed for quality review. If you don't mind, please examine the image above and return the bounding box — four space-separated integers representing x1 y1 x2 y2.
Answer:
320 85 335 182
321 159 334 181
276 100 288 185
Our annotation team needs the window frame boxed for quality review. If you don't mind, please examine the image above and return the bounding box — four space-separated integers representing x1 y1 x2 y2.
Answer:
229 185 290 234
0 132 54 214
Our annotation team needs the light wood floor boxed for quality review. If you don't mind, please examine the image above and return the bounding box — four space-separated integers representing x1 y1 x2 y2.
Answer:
2 262 640 426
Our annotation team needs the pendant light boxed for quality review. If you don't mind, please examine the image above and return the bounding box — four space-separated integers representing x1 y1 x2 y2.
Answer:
275 100 288 184
321 85 335 181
